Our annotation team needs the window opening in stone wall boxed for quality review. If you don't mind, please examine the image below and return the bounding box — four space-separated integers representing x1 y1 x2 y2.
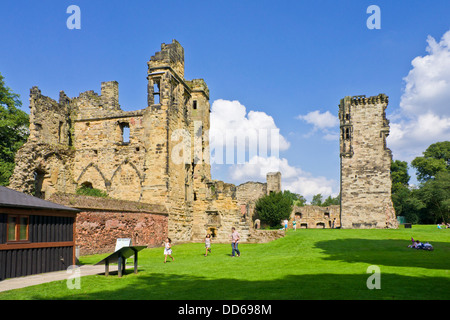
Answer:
193 100 197 110
153 80 160 104
324 212 330 219
208 227 217 238
345 128 350 140
58 121 63 143
316 222 325 229
68 119 73 147
34 170 45 199
120 122 130 144
81 182 93 189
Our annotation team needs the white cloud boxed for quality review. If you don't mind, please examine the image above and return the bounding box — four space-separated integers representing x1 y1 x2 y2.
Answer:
297 110 339 140
210 99 290 164
388 30 450 162
210 100 338 199
229 155 337 199
297 110 339 129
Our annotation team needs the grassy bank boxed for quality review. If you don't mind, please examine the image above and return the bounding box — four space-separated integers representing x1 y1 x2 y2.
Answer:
1 225 449 300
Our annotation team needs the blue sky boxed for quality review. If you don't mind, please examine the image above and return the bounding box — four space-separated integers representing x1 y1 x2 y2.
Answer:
1 1 450 199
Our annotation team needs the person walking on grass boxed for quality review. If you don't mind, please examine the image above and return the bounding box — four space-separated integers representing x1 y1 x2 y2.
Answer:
205 233 212 256
230 227 240 257
164 238 174 263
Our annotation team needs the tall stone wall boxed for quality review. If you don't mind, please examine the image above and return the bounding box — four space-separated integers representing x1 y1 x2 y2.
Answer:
10 39 279 246
339 94 397 229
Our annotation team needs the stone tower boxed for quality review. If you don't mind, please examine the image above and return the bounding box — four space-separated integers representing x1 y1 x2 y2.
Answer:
266 172 281 194
144 40 211 240
339 94 397 229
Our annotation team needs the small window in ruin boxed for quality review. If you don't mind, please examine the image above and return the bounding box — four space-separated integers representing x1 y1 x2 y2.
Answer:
193 100 198 110
153 80 160 104
345 128 350 140
295 212 302 219
208 227 217 238
316 222 325 229
120 122 130 144
324 212 330 219
81 182 93 189
345 114 350 121
58 121 63 143
34 170 45 199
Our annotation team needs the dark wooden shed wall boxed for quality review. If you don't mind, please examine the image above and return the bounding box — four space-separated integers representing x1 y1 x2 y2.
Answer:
0 212 75 281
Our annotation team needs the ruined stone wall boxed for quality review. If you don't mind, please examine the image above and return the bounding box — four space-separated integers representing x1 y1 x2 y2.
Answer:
76 211 168 255
266 172 281 194
290 205 340 229
10 39 284 247
49 194 168 256
339 95 397 229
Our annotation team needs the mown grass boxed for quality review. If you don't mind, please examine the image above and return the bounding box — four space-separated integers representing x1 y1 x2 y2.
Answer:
0 225 449 300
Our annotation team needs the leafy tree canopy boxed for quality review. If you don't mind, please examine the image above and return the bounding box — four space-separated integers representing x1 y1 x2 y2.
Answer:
411 141 450 182
255 191 293 227
0 73 29 186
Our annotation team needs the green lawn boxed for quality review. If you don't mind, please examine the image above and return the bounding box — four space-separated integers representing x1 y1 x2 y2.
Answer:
1 225 449 300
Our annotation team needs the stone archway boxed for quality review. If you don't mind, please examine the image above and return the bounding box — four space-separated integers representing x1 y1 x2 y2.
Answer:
109 161 142 202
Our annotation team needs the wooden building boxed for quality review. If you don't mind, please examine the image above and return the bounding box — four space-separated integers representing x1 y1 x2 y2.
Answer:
0 186 79 281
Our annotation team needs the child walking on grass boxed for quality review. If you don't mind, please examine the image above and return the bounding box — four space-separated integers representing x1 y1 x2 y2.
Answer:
205 233 212 256
164 238 174 263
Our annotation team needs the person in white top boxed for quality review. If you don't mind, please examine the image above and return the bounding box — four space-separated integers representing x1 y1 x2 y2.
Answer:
230 227 240 257
205 233 212 257
163 238 174 263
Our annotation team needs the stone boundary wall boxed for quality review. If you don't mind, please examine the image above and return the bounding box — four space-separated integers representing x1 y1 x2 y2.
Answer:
76 210 168 255
49 193 168 255
290 205 340 229
247 229 285 243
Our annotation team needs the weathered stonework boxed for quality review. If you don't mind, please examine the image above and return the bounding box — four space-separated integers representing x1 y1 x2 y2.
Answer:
49 193 168 255
339 95 398 229
10 40 284 247
290 205 340 229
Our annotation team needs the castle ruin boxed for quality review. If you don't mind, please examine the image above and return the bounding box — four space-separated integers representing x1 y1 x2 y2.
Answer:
9 40 285 248
339 95 398 229
9 41 398 253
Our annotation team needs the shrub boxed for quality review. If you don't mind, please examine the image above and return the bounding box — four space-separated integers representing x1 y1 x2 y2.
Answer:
76 184 108 198
255 191 293 227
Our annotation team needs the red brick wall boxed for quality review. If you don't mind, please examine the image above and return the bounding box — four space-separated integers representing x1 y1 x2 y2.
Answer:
76 211 168 255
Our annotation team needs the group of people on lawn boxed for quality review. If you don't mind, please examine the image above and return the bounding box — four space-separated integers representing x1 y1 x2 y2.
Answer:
163 227 241 263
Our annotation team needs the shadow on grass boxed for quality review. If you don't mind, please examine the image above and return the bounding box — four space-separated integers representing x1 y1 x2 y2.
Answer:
21 270 450 300
314 239 450 270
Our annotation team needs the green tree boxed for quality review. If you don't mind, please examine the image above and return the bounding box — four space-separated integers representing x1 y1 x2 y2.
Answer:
0 73 29 186
283 190 307 206
310 194 323 206
391 185 424 224
416 171 450 223
322 194 340 206
255 191 293 228
391 160 410 193
411 141 450 182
